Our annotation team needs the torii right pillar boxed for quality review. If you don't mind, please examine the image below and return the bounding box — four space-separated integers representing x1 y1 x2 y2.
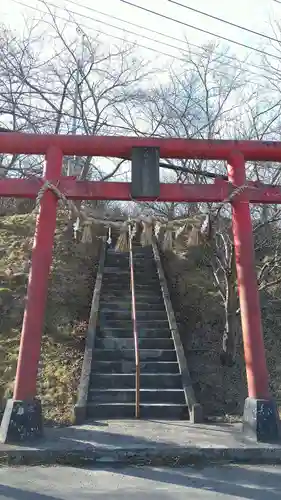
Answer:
228 151 280 442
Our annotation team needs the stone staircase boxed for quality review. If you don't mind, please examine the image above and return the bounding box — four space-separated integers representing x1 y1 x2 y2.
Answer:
86 244 188 419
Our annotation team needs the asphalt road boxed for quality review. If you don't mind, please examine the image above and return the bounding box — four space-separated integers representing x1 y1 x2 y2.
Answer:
0 464 281 499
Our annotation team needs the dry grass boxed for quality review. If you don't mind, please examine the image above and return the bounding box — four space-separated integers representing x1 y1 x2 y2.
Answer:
162 246 281 419
2 211 281 425
0 212 102 426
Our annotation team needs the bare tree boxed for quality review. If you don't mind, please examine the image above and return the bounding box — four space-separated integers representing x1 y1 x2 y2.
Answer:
0 9 151 184
200 212 281 367
0 9 154 217
122 42 249 222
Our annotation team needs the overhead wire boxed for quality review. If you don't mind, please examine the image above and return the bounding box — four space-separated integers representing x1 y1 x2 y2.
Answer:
168 0 279 43
2 3 279 179
41 0 241 64
41 0 276 77
119 0 281 61
9 0 280 88
1 14 279 177
3 0 280 135
10 0 222 64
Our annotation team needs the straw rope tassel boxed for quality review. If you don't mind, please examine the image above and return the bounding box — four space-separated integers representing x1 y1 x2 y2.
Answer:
115 222 129 252
81 221 92 244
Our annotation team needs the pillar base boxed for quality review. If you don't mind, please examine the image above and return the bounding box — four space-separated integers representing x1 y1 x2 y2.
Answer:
190 403 204 424
243 397 280 443
0 398 43 444
73 404 86 425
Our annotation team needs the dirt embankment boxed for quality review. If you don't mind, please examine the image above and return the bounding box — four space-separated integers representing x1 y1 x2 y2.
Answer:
162 247 281 419
0 213 103 425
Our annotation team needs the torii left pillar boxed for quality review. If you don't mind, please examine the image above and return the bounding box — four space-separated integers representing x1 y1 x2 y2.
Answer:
0 146 63 444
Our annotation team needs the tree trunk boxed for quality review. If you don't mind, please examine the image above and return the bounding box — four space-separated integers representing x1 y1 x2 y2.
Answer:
221 274 240 367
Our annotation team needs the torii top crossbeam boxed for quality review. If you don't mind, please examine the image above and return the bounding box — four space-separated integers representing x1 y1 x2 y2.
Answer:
0 132 281 161
1 132 281 203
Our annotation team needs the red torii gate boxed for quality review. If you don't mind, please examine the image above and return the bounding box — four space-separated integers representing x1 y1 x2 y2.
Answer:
0 133 280 444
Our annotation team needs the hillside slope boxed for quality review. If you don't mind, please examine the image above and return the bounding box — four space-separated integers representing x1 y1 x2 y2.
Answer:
162 248 281 419
1 212 280 424
0 212 102 425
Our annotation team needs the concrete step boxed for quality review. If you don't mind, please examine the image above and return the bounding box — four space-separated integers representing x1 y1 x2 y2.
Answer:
102 280 160 288
95 337 175 350
86 403 187 419
104 266 157 274
104 260 156 267
106 251 152 258
90 373 182 389
93 349 177 362
101 293 133 300
101 283 161 292
103 269 158 276
97 321 170 332
104 260 129 266
88 388 186 404
99 310 168 321
111 275 158 282
97 327 171 339
104 264 157 271
103 267 157 275
100 320 170 329
107 259 154 267
104 266 156 273
91 360 180 374
105 258 155 265
88 245 188 421
109 274 159 281
99 301 165 311
100 293 163 303
98 322 169 332
103 271 157 278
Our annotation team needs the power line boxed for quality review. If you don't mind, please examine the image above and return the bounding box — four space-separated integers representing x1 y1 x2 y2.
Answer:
40 0 235 65
11 0 279 88
9 0 204 62
10 0 194 62
6 0 279 94
48 0 273 77
10 0 265 86
169 0 278 43
120 0 281 61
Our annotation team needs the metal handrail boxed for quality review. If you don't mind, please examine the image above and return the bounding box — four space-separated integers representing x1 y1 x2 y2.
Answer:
128 223 140 418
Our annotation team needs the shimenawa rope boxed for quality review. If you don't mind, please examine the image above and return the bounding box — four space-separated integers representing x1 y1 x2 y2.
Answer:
33 180 251 249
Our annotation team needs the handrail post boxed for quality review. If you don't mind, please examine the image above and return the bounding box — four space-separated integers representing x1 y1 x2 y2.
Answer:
128 223 140 419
